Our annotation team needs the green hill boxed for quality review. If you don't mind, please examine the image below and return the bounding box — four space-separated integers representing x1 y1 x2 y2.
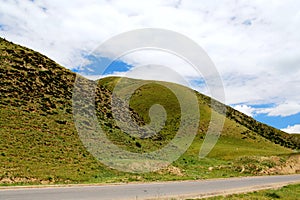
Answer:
0 37 299 185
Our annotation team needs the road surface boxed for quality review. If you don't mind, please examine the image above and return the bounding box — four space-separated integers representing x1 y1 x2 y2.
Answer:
1 175 299 200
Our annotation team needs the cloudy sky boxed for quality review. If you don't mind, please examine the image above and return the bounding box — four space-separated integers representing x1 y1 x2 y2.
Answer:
1 0 300 133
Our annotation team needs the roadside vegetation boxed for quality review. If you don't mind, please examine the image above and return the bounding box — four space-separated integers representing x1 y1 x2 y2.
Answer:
197 183 300 200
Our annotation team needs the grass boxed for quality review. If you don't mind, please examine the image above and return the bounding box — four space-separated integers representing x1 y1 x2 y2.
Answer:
1 102 293 184
197 184 300 200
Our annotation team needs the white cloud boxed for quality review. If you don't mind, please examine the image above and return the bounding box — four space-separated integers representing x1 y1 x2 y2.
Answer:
115 49 201 80
258 102 300 117
232 104 256 117
281 124 300 134
1 0 300 117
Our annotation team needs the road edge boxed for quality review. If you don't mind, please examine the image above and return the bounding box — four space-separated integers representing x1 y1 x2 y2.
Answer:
154 180 300 200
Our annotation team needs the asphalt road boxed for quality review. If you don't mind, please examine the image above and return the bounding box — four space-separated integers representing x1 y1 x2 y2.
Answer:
1 175 299 200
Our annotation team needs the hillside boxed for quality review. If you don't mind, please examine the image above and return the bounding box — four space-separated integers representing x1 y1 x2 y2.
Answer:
0 37 299 185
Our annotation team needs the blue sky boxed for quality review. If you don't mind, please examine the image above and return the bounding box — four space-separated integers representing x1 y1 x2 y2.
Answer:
73 54 132 76
0 0 300 133
256 113 300 130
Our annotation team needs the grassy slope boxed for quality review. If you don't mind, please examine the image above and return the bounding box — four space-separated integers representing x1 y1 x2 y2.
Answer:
0 37 298 185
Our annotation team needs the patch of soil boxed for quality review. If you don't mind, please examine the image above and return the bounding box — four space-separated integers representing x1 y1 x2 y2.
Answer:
158 165 184 176
261 154 300 175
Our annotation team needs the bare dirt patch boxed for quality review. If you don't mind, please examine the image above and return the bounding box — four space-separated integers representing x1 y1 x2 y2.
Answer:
261 154 300 175
158 165 184 176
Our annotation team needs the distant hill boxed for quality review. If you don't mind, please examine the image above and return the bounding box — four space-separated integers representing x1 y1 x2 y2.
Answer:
0 37 299 185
